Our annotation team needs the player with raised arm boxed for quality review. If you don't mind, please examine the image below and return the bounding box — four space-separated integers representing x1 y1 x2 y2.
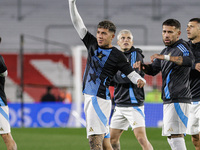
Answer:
68 0 146 149
134 19 194 150
110 29 153 150
186 18 200 150
0 37 17 150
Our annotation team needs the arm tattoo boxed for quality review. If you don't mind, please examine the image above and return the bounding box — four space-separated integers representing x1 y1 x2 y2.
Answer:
174 56 183 65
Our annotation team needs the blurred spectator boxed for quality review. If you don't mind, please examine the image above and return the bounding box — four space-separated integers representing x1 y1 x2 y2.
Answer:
41 86 56 102
58 87 72 103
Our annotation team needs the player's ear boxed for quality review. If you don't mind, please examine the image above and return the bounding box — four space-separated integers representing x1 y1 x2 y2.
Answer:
177 30 181 38
178 30 181 36
111 33 115 40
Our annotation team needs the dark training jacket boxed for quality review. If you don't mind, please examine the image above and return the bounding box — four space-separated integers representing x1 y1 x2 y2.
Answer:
188 41 200 102
112 46 145 107
144 39 194 104
0 55 8 106
82 31 135 99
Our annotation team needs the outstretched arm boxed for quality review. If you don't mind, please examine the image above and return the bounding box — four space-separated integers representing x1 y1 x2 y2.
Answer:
151 54 193 66
151 54 182 65
133 61 161 76
127 71 146 88
68 0 87 39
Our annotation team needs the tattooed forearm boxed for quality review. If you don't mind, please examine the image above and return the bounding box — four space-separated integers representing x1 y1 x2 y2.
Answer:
172 56 183 65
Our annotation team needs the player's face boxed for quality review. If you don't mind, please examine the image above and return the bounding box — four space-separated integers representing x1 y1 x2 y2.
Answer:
96 28 115 48
162 25 181 46
117 33 133 52
187 21 200 41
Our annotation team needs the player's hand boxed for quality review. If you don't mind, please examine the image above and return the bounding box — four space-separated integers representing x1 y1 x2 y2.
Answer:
133 61 147 72
195 63 200 72
133 61 142 71
137 79 145 88
69 0 76 2
150 54 164 62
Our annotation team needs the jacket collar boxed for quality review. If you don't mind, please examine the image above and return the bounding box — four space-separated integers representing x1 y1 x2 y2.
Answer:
123 46 144 58
167 39 184 48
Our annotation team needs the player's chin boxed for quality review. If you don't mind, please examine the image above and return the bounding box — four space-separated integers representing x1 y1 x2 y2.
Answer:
98 44 103 47
164 42 171 46
122 47 130 51
98 43 108 48
98 41 103 45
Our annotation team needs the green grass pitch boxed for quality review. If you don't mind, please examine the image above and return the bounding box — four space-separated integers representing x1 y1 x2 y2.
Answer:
0 128 195 150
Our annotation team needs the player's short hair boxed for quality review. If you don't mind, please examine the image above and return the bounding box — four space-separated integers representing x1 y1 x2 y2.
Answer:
97 20 116 33
189 18 200 23
162 19 181 30
117 29 133 40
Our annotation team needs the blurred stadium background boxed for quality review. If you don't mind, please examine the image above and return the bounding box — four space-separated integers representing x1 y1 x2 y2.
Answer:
0 0 199 149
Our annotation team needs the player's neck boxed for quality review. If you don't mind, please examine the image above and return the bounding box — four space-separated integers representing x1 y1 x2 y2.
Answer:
121 48 131 52
102 44 113 49
109 44 113 48
191 37 200 44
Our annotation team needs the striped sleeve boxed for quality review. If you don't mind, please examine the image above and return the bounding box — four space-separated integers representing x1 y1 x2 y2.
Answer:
177 44 194 66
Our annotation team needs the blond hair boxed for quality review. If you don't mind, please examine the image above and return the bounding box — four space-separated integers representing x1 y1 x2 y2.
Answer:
117 29 133 40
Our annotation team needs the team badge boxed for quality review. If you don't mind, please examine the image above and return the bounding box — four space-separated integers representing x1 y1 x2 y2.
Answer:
97 51 106 61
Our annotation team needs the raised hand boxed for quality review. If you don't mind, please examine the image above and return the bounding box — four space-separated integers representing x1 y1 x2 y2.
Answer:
195 63 200 72
137 79 145 88
133 61 142 71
